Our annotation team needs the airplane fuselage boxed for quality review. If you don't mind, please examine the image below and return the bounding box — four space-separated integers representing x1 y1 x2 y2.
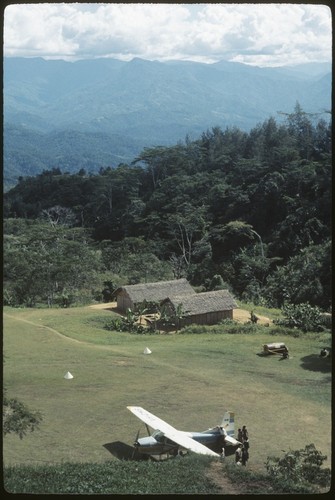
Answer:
136 427 236 456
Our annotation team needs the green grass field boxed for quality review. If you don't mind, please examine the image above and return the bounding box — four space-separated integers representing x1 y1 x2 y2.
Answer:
3 305 332 472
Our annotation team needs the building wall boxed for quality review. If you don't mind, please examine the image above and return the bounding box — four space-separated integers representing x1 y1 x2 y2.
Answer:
180 309 233 327
116 291 134 312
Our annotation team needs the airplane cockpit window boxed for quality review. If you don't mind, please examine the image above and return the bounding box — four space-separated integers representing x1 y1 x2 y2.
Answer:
152 430 165 443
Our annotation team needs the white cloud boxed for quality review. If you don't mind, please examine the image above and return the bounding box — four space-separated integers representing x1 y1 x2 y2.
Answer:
3 3 332 66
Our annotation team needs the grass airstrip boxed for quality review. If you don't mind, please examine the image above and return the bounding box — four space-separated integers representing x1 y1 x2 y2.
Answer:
3 304 332 473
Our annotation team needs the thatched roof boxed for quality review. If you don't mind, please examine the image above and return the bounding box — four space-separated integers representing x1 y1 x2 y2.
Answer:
116 278 194 304
162 290 238 316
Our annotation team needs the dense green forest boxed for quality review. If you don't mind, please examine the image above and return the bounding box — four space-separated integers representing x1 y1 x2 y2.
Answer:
3 103 331 311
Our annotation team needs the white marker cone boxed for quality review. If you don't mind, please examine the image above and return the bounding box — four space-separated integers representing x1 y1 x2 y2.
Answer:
64 371 73 379
143 347 152 354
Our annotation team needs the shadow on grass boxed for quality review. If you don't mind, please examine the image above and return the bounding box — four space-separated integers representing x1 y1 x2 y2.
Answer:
256 353 280 358
103 441 149 461
300 353 332 373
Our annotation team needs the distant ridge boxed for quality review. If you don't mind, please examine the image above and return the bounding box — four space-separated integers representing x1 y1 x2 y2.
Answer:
3 57 331 188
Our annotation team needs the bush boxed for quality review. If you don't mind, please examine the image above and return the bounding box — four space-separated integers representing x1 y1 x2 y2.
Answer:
103 313 149 334
268 325 303 338
4 455 220 494
3 288 17 307
54 292 75 308
273 303 324 332
265 444 331 490
3 396 43 439
104 317 127 332
179 322 263 335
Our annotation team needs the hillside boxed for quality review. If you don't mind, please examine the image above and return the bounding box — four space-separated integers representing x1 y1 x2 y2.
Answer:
4 106 331 312
3 57 331 187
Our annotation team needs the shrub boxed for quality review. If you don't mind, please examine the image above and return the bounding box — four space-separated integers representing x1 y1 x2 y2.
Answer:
268 325 303 338
179 322 263 335
265 444 331 489
3 288 17 307
103 315 150 334
273 303 324 332
54 291 75 308
104 317 127 332
3 396 43 439
4 455 220 494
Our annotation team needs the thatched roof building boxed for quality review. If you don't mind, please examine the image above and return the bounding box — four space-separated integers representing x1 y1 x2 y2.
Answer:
115 278 194 312
161 289 238 327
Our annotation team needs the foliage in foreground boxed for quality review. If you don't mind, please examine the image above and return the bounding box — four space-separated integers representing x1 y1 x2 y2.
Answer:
265 443 331 492
3 455 220 495
4 444 331 495
225 443 331 495
2 395 43 440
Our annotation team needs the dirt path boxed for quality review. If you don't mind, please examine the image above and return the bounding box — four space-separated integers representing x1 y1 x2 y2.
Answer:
233 308 271 325
3 312 84 343
89 301 118 310
206 461 241 494
3 312 126 354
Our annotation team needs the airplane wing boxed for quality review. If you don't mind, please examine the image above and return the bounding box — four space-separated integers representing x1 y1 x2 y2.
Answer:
127 406 220 457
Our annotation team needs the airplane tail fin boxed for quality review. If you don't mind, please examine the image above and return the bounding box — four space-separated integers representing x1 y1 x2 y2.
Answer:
221 411 235 437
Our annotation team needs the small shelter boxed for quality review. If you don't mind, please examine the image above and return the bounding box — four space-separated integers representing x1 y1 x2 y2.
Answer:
115 278 194 313
161 289 238 327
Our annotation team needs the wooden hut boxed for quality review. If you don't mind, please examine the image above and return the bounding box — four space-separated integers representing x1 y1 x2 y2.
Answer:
115 278 194 313
161 289 238 327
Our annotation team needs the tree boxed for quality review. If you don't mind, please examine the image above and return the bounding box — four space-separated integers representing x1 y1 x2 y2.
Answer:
313 118 332 159
133 145 177 190
40 205 77 227
3 394 42 439
168 203 208 268
100 237 173 284
263 242 331 309
286 101 314 160
231 245 275 303
3 220 101 307
169 253 187 279
207 274 230 291
249 171 286 234
210 221 262 261
101 280 118 303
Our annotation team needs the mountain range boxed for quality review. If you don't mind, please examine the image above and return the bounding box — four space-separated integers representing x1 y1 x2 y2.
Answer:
3 56 331 189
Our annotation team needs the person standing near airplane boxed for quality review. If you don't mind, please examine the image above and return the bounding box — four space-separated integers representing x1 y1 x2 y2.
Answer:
241 445 249 466
235 446 242 465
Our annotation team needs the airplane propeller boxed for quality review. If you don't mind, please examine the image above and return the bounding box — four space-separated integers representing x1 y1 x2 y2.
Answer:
133 429 140 447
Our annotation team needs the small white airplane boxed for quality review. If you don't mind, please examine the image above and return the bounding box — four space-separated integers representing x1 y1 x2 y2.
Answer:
127 406 241 458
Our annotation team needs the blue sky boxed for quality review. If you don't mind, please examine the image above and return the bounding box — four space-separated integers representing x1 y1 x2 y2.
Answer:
3 2 332 66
